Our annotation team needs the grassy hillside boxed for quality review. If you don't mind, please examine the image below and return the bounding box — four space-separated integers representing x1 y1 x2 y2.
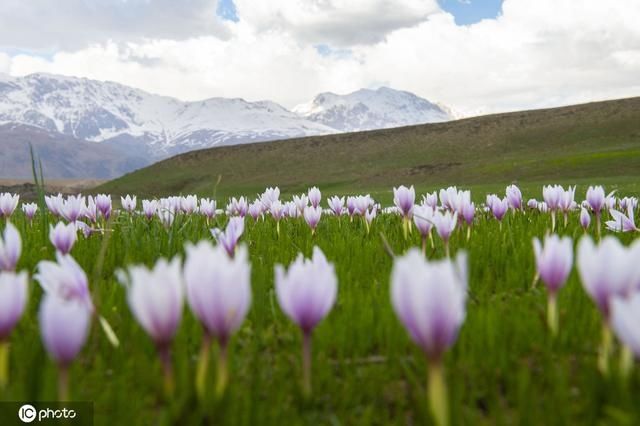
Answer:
98 97 640 200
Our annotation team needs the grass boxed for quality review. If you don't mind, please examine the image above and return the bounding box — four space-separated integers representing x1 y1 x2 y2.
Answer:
96 97 640 201
2 187 640 425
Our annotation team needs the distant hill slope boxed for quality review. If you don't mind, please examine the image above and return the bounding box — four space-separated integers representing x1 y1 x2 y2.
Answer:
97 97 640 198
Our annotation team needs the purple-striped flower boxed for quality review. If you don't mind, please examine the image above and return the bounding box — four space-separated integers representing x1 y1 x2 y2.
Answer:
327 196 344 216
580 207 591 230
586 186 605 216
142 199 158 220
83 196 98 223
260 187 280 210
293 194 308 214
506 185 523 210
121 195 137 213
95 194 112 219
35 252 93 311
49 222 77 255
181 195 198 214
211 217 245 257
413 205 434 238
391 249 467 360
490 196 509 221
606 207 638 233
275 247 337 334
393 185 415 218
45 194 63 217
184 242 251 343
61 195 85 223
0 223 21 271
308 187 321 209
0 193 19 218
199 198 217 219
39 293 91 367
422 192 438 209
364 206 377 228
611 293 640 358
533 235 573 294
346 196 357 217
248 201 263 221
527 199 538 209
303 206 322 234
433 210 457 245
0 270 28 340
543 185 563 211
22 202 38 221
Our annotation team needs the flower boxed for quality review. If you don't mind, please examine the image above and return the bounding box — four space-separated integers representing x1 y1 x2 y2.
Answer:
180 195 198 214
49 222 77 255
303 206 322 233
39 294 91 367
211 216 245 257
611 293 640 358
393 186 415 218
527 199 538 209
586 186 605 215
433 210 458 244
83 196 98 223
391 249 467 360
346 196 357 216
413 205 434 238
142 199 158 220
60 195 85 223
35 252 93 311
95 194 112 219
293 194 309 214
577 236 634 318
580 207 591 230
227 196 248 217
119 257 183 348
248 201 263 221
275 247 337 334
365 206 377 227
0 193 19 218
543 185 564 211
327 196 345 216
506 185 523 210
22 203 38 221
422 192 438 209
260 187 280 209
45 194 63 217
121 195 137 213
308 187 321 209
199 198 217 219
490 196 509 221
184 242 251 343
0 223 21 271
606 207 638 232
0 271 28 340
270 200 285 221
533 235 573 294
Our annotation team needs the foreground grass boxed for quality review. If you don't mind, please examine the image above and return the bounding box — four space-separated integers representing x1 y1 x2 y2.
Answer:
2 195 640 425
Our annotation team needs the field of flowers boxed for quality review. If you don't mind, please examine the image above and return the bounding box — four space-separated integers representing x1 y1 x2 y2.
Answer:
0 184 639 425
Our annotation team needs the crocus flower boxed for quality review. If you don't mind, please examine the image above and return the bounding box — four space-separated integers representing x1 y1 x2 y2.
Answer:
346 196 357 217
413 205 434 254
184 242 251 397
22 202 38 222
490 196 509 222
121 195 137 213
35 252 93 311
606 207 638 233
293 194 309 214
439 187 459 211
227 196 248 217
327 196 345 216
45 194 63 217
285 201 299 218
199 198 217 220
527 199 538 209
354 195 371 217
533 235 573 336
0 223 21 271
422 192 438 209
60 195 85 223
506 184 523 210
260 187 280 209
611 293 640 359
0 193 19 218
433 211 458 257
248 201 263 221
537 202 549 213
559 186 576 226
119 257 183 395
308 187 321 209
211 217 245 257
577 236 634 374
181 195 198 214
586 186 605 237
0 270 28 340
394 185 415 218
543 185 564 231
270 200 285 236
304 206 322 235
82 196 98 223
391 249 467 426
49 222 77 255
275 247 337 396
39 293 91 400
364 206 377 233
580 207 591 231
95 194 112 219
142 199 158 220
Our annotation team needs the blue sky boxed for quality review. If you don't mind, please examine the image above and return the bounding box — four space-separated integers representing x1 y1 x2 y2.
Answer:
217 0 239 22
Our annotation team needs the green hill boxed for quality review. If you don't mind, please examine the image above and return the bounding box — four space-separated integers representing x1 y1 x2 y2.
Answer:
97 97 640 200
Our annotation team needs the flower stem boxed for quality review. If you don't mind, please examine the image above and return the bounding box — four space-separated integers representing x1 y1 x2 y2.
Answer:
427 359 449 426
302 332 312 398
596 214 601 241
58 365 69 401
159 346 174 398
421 237 426 256
196 335 212 402
551 211 556 232
598 323 612 376
0 341 9 389
619 344 634 380
214 341 228 399
547 294 558 337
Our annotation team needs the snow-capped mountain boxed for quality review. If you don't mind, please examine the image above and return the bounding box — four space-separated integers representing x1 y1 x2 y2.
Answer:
293 87 452 132
0 73 453 178
0 73 336 159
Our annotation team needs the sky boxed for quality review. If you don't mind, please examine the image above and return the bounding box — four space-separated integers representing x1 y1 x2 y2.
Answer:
0 0 639 117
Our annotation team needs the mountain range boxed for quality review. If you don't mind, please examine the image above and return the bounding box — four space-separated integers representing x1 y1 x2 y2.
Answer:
0 73 453 178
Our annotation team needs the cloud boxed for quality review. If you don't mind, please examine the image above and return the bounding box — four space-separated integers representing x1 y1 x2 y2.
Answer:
0 0 232 51
234 0 440 46
2 0 640 116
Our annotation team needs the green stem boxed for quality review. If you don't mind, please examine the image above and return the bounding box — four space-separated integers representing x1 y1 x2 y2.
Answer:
427 359 449 426
596 214 601 242
214 341 228 399
444 241 450 259
159 346 174 399
547 294 558 337
551 211 556 232
619 344 634 381
58 365 69 401
0 341 9 389
531 272 539 289
598 323 612 376
402 218 408 240
302 332 312 398
421 237 426 256
196 335 212 402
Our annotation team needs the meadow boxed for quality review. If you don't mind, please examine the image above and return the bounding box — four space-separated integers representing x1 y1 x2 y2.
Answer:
1 184 639 426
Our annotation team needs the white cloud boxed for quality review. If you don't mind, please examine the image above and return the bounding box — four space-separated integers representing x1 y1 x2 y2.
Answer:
2 0 640 116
